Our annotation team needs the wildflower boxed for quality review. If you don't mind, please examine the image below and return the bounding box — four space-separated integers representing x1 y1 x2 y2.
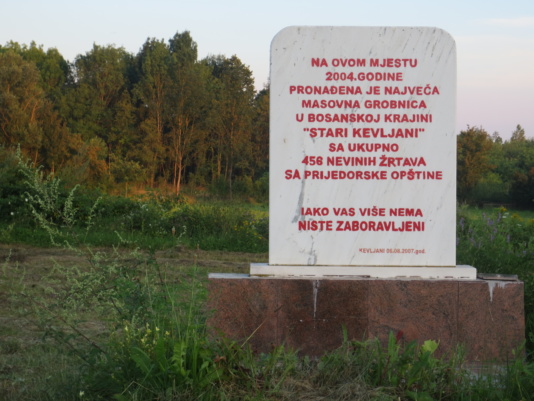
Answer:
79 390 85 397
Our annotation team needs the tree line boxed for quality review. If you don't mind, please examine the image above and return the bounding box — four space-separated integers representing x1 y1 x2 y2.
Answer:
0 32 269 197
457 125 534 209
1 33 532 208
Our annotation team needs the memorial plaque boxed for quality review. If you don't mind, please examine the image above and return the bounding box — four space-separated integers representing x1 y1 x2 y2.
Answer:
267 27 457 270
211 27 516 360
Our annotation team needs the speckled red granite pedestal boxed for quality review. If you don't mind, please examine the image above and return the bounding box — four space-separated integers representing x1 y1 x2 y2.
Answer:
207 274 524 361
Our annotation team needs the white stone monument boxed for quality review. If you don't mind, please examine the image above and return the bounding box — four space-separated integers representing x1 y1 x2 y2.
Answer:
251 26 476 279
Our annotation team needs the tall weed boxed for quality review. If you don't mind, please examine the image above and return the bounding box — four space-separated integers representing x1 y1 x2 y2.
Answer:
327 332 467 400
16 150 101 247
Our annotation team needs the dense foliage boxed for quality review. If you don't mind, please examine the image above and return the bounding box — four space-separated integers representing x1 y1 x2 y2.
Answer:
0 147 268 252
0 35 269 196
2 36 532 208
457 125 534 209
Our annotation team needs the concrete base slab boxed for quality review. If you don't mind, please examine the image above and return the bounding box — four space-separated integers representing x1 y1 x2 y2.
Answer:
250 263 477 279
207 274 524 361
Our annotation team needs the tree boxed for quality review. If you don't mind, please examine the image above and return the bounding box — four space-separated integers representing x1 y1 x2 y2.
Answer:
457 126 494 202
1 41 71 107
509 167 534 208
0 50 44 161
510 124 526 142
203 55 256 197
67 44 136 180
60 136 109 188
491 131 502 144
165 32 209 194
506 134 534 208
133 39 170 186
0 44 84 173
0 33 267 196
475 135 512 203
38 99 73 172
480 125 534 208
251 86 270 178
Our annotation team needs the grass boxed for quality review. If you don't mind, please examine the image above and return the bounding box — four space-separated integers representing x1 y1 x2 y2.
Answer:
458 204 534 222
2 236 534 400
1 159 534 400
2 197 269 253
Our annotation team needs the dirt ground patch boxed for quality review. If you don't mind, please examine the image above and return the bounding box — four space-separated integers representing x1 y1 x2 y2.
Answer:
0 243 267 274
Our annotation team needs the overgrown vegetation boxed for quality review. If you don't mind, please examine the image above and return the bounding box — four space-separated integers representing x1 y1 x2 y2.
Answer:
2 39 533 209
457 125 534 208
0 147 268 253
1 145 534 400
0 36 269 197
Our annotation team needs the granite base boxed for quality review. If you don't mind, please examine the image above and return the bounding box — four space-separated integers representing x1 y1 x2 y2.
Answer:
207 274 524 361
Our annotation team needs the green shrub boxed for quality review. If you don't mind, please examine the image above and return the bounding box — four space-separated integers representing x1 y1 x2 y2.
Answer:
0 153 268 253
0 147 34 225
254 172 269 201
321 332 467 400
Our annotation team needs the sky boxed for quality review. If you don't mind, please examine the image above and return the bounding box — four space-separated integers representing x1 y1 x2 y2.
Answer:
2 0 533 140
